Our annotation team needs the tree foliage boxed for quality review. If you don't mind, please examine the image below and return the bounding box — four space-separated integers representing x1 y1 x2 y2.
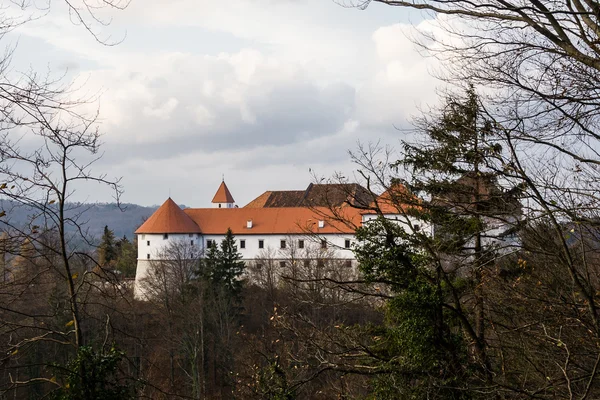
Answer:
50 346 133 400
201 228 245 300
98 226 117 267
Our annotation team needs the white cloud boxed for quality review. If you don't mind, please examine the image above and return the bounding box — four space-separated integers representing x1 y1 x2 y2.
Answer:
190 104 215 126
373 23 418 62
143 97 179 120
5 0 447 205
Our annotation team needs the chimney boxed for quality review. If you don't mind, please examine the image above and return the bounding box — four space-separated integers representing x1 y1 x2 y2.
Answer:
247 219 253 229
318 220 325 228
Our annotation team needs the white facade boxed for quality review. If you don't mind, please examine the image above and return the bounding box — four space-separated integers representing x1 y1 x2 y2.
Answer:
137 233 204 261
135 216 427 276
136 233 355 263
202 233 355 259
133 232 356 299
134 233 204 298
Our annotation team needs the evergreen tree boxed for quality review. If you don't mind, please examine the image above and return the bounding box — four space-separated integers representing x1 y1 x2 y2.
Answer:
401 86 510 236
402 87 521 374
201 228 245 299
97 226 116 267
353 87 520 397
50 346 134 400
196 229 245 394
114 236 136 277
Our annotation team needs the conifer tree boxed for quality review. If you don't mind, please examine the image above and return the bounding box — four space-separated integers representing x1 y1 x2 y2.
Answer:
196 229 245 394
401 85 509 384
98 226 116 267
351 87 521 397
201 228 245 300
401 86 509 266
114 236 136 277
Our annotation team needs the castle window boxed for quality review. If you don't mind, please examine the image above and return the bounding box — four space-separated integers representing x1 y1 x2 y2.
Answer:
344 239 351 249
189 234 193 238
279 261 286 268
147 240 150 246
207 239 214 248
218 204 222 208
321 239 327 249
280 240 286 249
163 233 169 240
190 240 194 246
258 239 264 249
240 239 246 249
298 240 304 249
147 254 150 260
344 260 352 268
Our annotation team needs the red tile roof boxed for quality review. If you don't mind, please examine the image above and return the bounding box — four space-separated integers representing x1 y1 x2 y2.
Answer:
244 191 273 208
135 183 417 236
212 181 235 204
243 184 373 208
183 206 361 235
135 198 202 234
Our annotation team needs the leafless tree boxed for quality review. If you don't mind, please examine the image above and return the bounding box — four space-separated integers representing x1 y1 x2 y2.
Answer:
0 0 128 396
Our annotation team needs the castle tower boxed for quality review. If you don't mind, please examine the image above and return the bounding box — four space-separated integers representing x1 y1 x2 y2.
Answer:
211 180 235 208
133 197 201 299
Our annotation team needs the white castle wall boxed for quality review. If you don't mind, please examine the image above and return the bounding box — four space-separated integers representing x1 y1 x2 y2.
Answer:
133 259 152 299
201 233 355 260
136 233 355 262
137 233 204 260
133 232 356 299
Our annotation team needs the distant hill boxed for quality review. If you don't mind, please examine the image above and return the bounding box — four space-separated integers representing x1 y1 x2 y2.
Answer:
0 200 162 241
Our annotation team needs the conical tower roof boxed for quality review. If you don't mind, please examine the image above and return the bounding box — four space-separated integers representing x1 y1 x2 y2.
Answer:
135 198 201 234
211 181 235 204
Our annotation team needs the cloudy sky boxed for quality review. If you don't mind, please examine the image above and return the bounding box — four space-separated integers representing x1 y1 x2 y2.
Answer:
10 0 442 207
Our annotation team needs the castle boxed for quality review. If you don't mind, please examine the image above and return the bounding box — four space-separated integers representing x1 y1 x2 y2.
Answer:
133 180 423 296
133 177 520 297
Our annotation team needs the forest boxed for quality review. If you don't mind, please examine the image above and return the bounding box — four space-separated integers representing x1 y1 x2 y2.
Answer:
2 0 600 398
